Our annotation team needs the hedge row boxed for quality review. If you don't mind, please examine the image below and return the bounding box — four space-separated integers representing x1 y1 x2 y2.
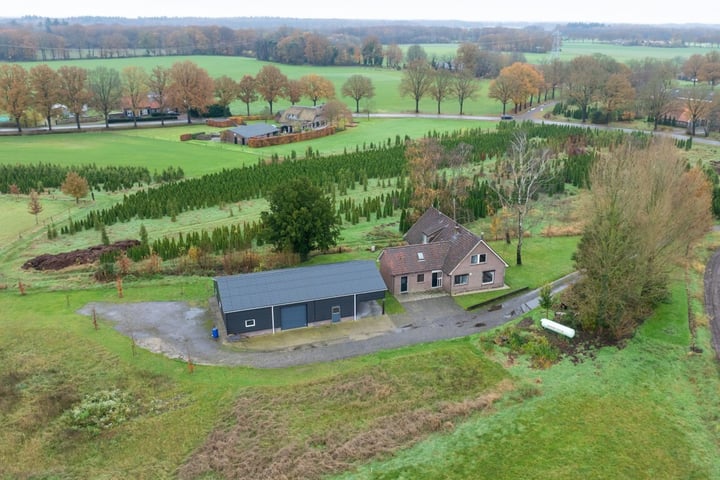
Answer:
248 127 335 148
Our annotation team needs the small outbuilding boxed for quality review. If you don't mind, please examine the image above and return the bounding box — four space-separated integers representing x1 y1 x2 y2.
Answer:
224 124 279 145
213 260 387 336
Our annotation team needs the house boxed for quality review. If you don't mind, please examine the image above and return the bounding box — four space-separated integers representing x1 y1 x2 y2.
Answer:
225 124 280 145
276 105 328 133
213 260 387 336
378 207 508 296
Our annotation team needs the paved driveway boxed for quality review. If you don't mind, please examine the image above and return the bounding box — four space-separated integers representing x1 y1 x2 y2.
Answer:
79 273 578 368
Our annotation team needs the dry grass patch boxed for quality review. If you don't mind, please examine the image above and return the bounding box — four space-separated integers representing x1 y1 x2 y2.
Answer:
179 346 511 480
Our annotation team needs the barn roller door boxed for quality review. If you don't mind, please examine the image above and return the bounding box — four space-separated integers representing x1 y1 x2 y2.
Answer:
281 304 307 330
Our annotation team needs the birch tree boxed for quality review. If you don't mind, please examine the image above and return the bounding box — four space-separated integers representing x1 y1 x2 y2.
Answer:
490 131 552 265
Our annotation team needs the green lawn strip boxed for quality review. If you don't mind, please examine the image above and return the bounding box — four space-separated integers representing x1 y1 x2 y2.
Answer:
454 235 580 310
331 281 720 480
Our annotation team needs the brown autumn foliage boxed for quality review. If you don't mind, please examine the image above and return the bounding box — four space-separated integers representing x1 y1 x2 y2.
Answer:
60 171 89 204
571 137 713 338
255 65 288 115
168 61 214 123
0 64 31 132
178 370 511 480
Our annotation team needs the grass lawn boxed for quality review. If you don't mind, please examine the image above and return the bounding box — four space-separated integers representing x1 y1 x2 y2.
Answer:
454 235 580 309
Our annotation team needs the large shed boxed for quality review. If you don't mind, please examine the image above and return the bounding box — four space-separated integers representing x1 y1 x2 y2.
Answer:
213 260 387 335
225 124 279 145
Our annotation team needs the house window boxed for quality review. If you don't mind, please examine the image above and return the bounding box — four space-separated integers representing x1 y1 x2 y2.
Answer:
471 253 487 265
417 273 425 283
454 274 469 285
482 270 495 284
417 252 425 261
245 319 256 328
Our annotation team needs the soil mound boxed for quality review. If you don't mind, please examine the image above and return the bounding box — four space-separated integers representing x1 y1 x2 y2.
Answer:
22 240 140 271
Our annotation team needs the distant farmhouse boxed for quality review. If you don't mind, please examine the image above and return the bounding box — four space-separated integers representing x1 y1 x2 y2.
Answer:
379 207 508 296
275 105 329 133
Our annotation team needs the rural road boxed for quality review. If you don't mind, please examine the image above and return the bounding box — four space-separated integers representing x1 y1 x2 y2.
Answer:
704 247 720 359
78 272 578 368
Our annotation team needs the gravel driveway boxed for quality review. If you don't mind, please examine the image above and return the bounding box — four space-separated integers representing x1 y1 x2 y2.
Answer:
78 273 578 368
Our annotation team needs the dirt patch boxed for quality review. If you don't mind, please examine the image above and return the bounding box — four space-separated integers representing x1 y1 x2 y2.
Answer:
23 240 139 271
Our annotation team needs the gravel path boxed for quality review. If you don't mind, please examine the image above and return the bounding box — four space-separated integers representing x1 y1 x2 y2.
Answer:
78 273 578 368
704 248 720 359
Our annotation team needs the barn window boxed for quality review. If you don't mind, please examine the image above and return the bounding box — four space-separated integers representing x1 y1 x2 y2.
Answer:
245 319 256 328
417 273 425 282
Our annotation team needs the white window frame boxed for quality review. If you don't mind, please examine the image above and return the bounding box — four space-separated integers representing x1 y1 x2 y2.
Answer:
454 274 469 285
245 319 256 328
482 270 495 285
471 253 487 265
431 270 443 288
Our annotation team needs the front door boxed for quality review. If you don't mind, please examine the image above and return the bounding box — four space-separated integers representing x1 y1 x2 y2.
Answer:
432 271 442 288
400 276 408 293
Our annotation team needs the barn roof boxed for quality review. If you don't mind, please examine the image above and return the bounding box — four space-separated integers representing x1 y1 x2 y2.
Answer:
229 123 279 138
214 260 386 313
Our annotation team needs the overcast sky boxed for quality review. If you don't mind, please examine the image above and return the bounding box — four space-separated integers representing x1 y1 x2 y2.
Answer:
3 0 718 25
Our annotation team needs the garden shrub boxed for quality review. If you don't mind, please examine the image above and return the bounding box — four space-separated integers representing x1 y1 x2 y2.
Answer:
62 389 136 434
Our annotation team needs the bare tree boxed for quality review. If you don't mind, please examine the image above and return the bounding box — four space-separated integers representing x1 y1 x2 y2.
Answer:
88 66 122 128
683 84 713 135
490 131 553 265
213 75 238 116
399 59 433 114
236 74 258 116
58 66 91 130
147 65 170 126
341 74 375 114
122 66 149 128
452 71 479 115
429 69 452 115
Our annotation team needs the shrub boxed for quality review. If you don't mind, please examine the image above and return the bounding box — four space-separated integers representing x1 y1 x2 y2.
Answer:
62 389 135 434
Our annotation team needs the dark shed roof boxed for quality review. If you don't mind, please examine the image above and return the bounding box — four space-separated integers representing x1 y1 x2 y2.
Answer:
229 124 279 138
214 260 386 313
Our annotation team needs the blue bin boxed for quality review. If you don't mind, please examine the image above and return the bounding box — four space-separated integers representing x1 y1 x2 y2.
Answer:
211 327 219 339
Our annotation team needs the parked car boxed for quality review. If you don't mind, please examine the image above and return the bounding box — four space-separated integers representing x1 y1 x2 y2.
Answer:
500 115 514 120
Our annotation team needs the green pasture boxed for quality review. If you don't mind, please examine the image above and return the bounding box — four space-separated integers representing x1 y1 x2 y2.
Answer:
13 55 502 116
0 118 498 178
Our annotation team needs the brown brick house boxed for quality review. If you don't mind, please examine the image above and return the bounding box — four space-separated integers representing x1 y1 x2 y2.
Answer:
378 207 508 296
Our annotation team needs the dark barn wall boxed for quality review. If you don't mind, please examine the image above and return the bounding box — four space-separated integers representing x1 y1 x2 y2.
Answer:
313 296 355 323
357 291 385 303
225 307 273 335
